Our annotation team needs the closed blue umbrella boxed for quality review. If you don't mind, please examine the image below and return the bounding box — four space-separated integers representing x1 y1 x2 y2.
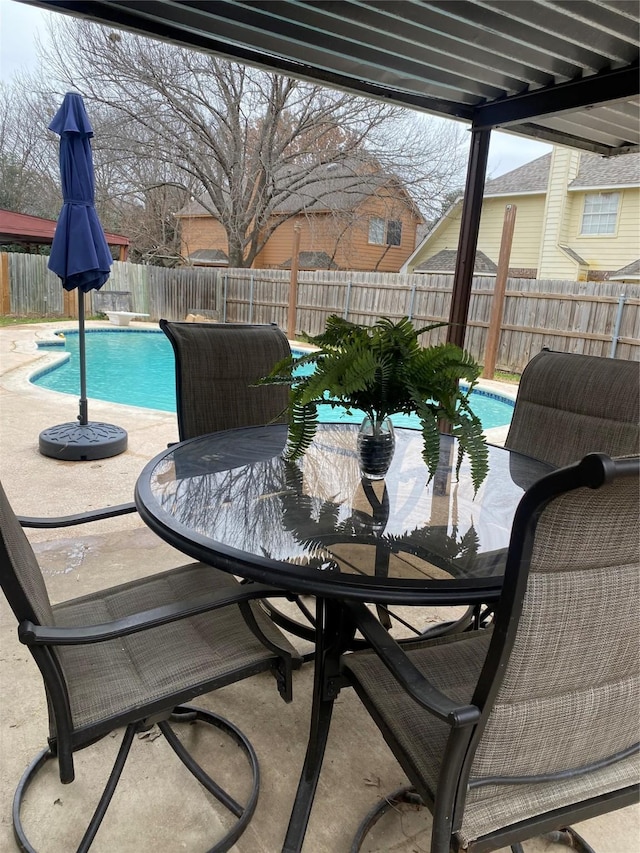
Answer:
39 92 127 460
48 92 113 293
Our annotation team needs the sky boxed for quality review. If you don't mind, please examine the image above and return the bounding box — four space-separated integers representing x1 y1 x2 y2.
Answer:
0 0 552 177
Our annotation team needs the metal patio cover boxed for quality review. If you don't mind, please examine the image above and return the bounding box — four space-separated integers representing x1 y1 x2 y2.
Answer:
24 1 640 156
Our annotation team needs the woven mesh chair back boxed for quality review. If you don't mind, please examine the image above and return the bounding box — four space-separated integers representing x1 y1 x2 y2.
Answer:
460 466 640 843
0 481 54 626
505 350 640 466
160 321 291 440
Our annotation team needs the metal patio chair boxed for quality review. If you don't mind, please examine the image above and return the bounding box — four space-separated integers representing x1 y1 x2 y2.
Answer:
160 319 320 650
505 349 640 466
341 453 639 852
159 320 290 440
477 348 640 632
0 481 302 852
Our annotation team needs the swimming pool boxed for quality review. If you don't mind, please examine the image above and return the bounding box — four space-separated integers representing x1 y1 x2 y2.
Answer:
32 328 514 429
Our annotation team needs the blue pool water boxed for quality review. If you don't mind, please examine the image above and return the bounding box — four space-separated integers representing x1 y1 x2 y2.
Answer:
32 329 514 429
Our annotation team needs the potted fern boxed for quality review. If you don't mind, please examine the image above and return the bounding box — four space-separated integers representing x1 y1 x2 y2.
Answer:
260 315 488 490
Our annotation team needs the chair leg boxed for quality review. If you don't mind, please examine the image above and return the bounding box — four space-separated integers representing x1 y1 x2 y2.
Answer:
160 705 260 833
510 828 597 853
12 705 259 853
543 828 597 853
350 785 424 852
13 746 53 853
259 596 317 644
13 723 137 853
511 826 595 853
350 793 598 853
77 723 137 852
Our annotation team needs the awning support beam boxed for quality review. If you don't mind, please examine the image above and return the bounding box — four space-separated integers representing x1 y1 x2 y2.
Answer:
447 127 491 350
473 64 639 131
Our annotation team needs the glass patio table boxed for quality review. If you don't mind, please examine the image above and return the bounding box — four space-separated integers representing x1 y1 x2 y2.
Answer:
135 423 552 851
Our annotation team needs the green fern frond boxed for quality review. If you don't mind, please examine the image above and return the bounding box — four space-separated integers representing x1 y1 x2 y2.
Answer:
256 353 299 385
283 402 318 461
413 320 450 337
452 411 489 493
305 315 369 350
295 347 372 405
338 348 381 397
413 402 441 480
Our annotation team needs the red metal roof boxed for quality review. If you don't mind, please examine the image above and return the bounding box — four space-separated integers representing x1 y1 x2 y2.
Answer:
0 209 129 246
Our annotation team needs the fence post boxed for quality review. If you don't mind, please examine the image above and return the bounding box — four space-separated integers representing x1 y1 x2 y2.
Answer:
609 293 627 358
343 279 352 319
407 277 417 320
482 204 517 378
287 225 301 339
0 253 10 314
222 274 228 323
212 270 220 318
248 272 254 323
64 289 77 319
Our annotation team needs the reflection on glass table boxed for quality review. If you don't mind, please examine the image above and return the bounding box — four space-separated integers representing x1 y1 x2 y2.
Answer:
137 423 552 603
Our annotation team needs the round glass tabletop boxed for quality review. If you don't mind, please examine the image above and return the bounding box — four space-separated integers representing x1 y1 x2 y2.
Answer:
136 424 552 602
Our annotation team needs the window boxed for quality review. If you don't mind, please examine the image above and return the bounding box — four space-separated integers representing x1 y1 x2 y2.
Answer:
368 217 403 246
386 220 402 246
581 192 620 235
368 217 385 244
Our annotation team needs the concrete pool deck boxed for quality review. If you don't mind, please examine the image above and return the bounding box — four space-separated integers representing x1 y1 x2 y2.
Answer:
0 321 637 852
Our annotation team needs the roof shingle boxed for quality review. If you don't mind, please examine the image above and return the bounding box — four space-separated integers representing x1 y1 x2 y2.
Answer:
484 154 552 196
186 249 228 265
279 251 338 270
414 249 497 274
569 153 640 188
610 259 640 279
483 151 640 197
176 160 420 219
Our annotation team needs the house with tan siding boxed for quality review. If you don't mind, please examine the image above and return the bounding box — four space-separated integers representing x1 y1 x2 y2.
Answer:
176 163 423 273
402 149 640 281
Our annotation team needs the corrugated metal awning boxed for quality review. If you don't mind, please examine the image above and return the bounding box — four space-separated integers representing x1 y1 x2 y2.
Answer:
23 0 640 156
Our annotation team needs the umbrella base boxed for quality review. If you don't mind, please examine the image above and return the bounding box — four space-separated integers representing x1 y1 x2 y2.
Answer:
39 422 128 461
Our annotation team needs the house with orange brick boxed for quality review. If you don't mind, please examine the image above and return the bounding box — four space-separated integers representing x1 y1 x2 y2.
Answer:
175 162 423 273
403 149 640 281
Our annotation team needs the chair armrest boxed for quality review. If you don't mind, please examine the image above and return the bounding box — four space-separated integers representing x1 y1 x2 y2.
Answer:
17 502 137 528
344 602 480 728
19 582 293 645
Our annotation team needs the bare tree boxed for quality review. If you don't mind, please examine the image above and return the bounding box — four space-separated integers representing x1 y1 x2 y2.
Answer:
0 79 61 220
39 17 466 267
85 105 195 262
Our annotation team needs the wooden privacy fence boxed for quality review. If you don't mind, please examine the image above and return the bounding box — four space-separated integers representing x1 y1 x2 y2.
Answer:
0 255 220 322
220 268 640 368
2 252 638 374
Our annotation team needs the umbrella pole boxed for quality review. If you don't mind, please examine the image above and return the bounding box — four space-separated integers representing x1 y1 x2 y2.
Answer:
77 289 89 425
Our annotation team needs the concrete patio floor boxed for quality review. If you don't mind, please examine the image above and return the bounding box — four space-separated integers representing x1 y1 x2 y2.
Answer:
0 322 637 852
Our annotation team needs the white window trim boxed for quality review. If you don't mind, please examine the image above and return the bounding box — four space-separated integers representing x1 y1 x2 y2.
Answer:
580 191 620 237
